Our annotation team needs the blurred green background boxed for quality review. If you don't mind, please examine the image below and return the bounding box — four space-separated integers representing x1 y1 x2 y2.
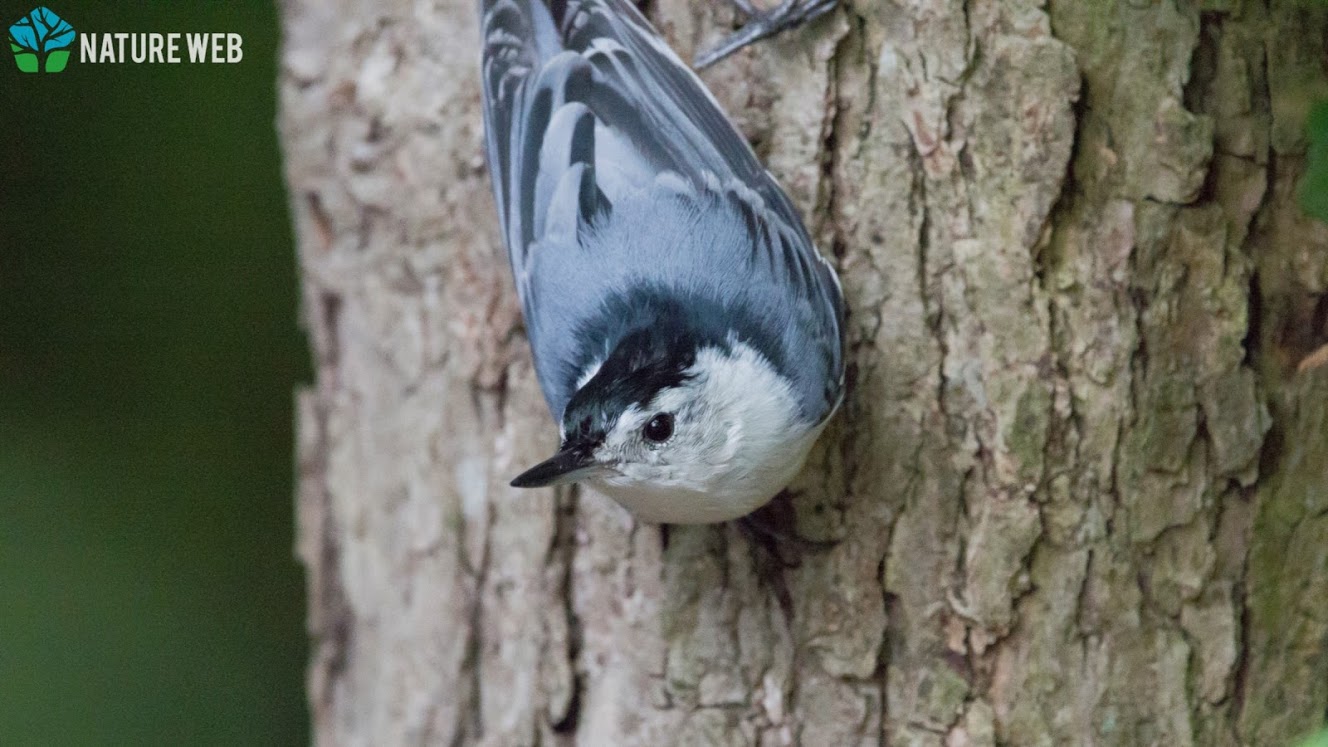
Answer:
0 2 308 744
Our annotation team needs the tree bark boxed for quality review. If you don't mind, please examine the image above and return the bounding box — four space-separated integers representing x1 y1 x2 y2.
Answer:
280 0 1328 744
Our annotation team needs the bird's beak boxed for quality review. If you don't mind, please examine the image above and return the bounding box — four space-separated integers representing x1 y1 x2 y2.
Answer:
510 444 611 488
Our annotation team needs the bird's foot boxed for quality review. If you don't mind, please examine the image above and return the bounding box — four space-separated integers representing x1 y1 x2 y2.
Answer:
734 489 837 621
736 490 836 568
694 0 839 69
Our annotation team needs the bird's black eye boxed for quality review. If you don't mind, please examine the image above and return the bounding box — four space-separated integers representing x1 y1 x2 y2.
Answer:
643 413 674 443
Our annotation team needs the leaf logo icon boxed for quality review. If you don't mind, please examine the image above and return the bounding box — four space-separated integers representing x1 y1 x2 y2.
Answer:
8 7 75 73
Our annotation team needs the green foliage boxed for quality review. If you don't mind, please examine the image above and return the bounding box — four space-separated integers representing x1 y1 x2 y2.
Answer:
1300 100 1328 223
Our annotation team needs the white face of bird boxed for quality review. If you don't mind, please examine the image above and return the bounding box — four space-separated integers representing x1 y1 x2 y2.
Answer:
510 340 825 523
583 342 821 523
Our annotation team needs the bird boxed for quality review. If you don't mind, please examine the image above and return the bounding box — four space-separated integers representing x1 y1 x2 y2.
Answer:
479 0 845 524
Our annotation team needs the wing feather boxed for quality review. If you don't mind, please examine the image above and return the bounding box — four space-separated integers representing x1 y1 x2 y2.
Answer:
479 0 845 418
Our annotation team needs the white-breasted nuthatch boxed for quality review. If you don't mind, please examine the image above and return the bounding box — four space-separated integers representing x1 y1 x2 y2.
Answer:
480 0 845 524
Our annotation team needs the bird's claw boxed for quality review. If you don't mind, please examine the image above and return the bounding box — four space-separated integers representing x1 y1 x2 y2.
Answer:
694 0 840 69
734 490 836 621
735 488 836 568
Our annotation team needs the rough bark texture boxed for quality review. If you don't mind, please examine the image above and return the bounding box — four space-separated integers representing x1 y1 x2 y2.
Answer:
280 0 1328 744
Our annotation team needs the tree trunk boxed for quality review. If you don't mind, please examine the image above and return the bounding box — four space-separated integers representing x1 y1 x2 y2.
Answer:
279 0 1328 744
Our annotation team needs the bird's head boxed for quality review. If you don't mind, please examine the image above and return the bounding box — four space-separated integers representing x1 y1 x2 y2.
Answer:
510 324 820 523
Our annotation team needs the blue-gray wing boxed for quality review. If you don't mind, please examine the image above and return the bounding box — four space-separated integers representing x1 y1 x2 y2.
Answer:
479 0 844 418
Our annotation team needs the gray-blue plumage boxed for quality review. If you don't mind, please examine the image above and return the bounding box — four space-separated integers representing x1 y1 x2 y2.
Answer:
479 0 844 426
